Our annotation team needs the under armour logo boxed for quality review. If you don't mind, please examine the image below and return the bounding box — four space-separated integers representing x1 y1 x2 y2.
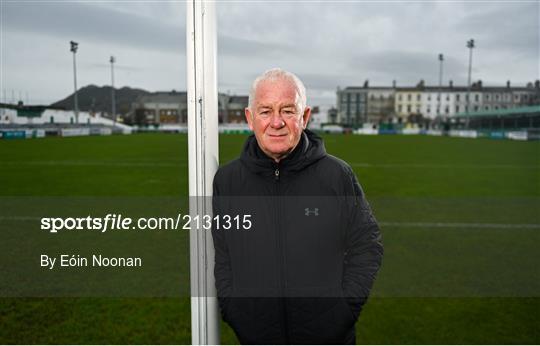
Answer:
305 208 319 216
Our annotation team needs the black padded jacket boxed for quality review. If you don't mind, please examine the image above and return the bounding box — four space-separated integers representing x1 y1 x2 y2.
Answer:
212 130 383 344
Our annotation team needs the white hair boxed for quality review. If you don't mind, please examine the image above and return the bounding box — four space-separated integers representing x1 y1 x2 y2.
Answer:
248 68 307 112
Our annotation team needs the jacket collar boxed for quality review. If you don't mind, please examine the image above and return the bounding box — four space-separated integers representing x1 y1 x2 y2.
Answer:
240 129 327 176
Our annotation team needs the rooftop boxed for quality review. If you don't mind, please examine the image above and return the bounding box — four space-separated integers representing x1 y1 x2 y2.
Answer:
342 84 540 93
136 91 188 104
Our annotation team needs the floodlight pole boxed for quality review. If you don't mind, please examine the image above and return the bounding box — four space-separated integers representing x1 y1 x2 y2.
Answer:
110 56 117 127
70 41 79 124
466 39 475 128
438 53 443 117
186 1 220 344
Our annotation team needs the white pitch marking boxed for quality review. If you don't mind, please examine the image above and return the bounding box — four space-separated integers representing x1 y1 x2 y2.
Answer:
1 161 186 167
380 221 540 229
351 163 539 169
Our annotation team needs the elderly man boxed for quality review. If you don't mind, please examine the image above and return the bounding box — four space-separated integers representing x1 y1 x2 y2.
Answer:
212 68 383 344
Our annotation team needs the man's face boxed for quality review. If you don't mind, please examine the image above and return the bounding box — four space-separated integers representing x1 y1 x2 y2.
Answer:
245 78 311 162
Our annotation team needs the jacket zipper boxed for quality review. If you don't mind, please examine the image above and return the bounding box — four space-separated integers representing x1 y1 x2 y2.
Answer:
274 165 289 342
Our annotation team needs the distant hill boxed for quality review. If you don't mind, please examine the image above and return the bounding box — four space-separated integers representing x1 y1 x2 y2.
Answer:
50 85 150 116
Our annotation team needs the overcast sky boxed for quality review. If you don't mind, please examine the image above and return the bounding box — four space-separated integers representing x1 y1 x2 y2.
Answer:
2 1 539 107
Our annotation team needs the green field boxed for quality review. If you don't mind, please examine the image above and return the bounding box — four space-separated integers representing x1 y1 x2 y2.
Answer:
0 133 539 344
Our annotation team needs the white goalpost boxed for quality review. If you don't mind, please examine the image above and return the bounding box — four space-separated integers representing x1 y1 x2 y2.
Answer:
186 1 220 344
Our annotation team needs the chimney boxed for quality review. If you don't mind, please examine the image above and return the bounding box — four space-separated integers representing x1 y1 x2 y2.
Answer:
449 80 453 88
535 80 540 89
506 80 511 88
478 80 482 88
392 80 396 88
364 79 369 88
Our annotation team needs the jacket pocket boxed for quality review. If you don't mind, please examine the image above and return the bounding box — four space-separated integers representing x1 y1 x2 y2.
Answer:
222 297 284 344
287 297 356 344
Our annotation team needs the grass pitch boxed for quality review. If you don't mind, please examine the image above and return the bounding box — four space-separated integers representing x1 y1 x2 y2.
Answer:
0 133 539 344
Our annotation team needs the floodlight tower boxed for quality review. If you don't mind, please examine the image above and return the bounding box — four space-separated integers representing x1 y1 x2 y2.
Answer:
70 41 79 124
466 39 475 116
438 53 444 117
110 56 116 127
